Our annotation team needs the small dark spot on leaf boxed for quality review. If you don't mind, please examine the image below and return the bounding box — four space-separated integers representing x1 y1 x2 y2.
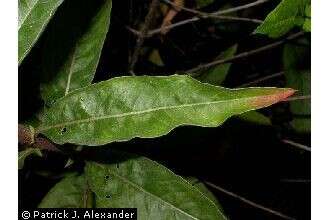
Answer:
61 127 67 134
104 175 110 180
116 164 119 169
105 194 111 199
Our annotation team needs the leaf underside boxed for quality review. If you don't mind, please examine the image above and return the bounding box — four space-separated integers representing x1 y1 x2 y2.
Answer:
38 75 294 146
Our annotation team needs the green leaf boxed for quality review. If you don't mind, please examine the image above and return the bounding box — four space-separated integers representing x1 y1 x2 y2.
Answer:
198 44 238 86
18 148 42 169
39 174 94 208
303 19 311 32
40 0 112 106
38 151 227 218
85 151 227 219
283 43 310 133
38 75 294 146
18 0 64 65
254 0 308 38
236 111 272 126
148 49 164 66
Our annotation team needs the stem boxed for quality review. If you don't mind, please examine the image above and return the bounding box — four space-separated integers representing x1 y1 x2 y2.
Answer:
128 0 159 75
18 123 60 152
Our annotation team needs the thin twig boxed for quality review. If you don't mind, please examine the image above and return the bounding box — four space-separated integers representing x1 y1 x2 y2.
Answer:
280 179 311 183
128 0 159 75
211 16 262 24
131 16 261 37
162 0 263 23
283 95 311 102
213 0 270 16
142 0 269 36
128 15 262 38
282 139 311 152
187 32 305 74
239 71 285 87
204 181 296 220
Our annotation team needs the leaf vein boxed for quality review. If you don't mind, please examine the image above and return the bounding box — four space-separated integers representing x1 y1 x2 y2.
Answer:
38 94 273 132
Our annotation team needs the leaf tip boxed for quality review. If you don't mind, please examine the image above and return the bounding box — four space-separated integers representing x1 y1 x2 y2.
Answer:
251 88 296 108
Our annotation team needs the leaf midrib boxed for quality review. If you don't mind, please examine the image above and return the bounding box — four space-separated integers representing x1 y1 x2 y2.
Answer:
65 45 78 96
37 95 273 133
38 94 277 132
102 165 199 220
18 0 39 30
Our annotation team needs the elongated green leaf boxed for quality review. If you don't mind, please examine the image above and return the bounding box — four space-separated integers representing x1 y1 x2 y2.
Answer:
85 151 227 219
284 43 310 133
38 151 227 219
39 174 94 208
40 0 112 105
254 0 309 38
18 148 42 169
18 0 64 64
38 75 294 146
198 44 238 86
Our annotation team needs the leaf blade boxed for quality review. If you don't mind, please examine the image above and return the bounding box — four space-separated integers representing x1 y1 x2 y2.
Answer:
18 0 64 64
38 174 91 208
85 151 227 219
38 75 294 146
40 0 112 105
254 0 308 38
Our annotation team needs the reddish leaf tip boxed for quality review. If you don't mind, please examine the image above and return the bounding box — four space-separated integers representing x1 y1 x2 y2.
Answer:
251 88 296 108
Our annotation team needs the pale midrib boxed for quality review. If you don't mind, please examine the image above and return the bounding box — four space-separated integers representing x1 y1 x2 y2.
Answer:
65 46 78 95
104 166 199 220
38 95 271 132
18 0 39 30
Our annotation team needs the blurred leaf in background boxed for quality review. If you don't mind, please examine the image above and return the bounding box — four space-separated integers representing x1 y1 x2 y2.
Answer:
254 0 310 38
284 40 311 133
198 44 238 86
18 148 42 169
